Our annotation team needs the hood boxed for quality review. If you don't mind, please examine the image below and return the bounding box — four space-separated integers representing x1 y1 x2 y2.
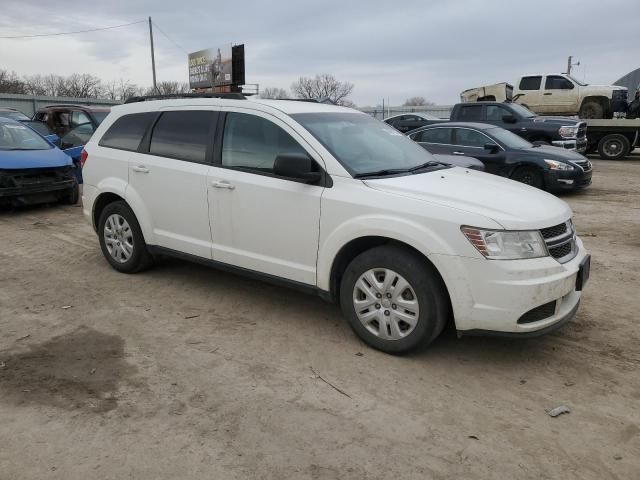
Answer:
532 116 583 126
524 145 588 163
0 147 72 170
364 167 571 230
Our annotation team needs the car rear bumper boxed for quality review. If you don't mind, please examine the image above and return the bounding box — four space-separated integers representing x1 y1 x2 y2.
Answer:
430 238 589 335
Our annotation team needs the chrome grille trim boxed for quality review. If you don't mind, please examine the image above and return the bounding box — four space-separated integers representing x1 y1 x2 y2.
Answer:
540 221 578 264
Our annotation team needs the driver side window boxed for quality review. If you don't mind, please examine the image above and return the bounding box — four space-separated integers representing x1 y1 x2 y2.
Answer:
221 112 311 174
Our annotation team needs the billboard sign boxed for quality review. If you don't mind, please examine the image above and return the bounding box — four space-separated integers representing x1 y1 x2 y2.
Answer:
188 45 233 89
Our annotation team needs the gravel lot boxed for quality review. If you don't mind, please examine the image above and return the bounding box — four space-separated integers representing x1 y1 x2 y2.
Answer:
1 158 639 479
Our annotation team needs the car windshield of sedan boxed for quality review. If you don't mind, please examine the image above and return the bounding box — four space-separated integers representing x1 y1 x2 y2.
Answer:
0 122 52 151
292 112 447 177
488 127 533 149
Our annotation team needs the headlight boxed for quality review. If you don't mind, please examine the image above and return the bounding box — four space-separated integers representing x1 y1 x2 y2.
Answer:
461 226 548 260
544 159 574 171
558 126 579 138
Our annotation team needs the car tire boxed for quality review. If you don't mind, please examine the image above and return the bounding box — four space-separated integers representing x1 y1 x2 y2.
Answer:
579 101 604 119
97 201 153 273
510 166 544 189
597 134 630 160
62 181 79 205
339 245 448 354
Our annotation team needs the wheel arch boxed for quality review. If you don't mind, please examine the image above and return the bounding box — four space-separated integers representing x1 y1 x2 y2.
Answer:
326 236 453 319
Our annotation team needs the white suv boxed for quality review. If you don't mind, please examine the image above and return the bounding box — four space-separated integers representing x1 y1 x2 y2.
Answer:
82 95 590 354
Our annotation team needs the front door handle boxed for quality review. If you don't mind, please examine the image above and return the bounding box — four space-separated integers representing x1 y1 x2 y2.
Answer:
452 151 465 156
210 180 235 190
132 165 149 173
543 92 552 96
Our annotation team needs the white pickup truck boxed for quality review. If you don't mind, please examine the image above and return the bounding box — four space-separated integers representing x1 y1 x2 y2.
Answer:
461 74 628 119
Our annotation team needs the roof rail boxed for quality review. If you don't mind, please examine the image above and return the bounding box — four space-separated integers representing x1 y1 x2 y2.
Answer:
124 92 247 104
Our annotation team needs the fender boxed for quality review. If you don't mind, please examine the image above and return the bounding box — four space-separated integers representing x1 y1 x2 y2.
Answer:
316 214 463 291
93 177 156 245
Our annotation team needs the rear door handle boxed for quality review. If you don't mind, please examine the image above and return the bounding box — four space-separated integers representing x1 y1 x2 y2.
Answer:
210 180 235 190
452 151 465 156
132 165 149 173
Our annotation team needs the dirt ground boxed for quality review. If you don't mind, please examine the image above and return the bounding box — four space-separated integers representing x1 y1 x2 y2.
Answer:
1 157 639 480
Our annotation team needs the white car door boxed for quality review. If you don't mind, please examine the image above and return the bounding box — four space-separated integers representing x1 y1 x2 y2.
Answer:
516 75 544 112
127 109 216 259
207 110 324 285
542 75 578 113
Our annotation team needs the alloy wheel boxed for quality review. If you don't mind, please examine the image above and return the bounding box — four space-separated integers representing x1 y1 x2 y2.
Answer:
104 214 134 263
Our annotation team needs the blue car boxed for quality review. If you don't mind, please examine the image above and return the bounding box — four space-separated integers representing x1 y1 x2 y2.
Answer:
0 117 79 207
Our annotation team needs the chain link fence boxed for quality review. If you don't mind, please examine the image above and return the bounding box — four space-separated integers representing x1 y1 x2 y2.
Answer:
359 105 453 120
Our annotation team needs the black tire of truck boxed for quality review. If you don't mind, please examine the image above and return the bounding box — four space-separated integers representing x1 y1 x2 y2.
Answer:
597 134 631 160
579 101 604 119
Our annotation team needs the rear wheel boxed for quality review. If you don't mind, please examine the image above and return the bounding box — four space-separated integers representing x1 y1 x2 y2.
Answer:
510 166 544 189
339 245 448 354
597 134 631 160
98 201 153 273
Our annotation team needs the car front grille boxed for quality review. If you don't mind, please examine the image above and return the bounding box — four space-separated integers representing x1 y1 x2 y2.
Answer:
571 158 592 172
540 220 577 264
576 122 587 140
518 300 557 324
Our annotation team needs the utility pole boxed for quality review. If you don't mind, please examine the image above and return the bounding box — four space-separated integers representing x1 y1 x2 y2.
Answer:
149 16 157 93
566 55 580 75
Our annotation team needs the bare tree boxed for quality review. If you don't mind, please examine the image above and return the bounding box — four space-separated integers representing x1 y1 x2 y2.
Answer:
146 81 191 95
0 69 27 94
291 74 354 105
403 96 435 107
63 73 103 98
105 79 139 101
259 87 289 99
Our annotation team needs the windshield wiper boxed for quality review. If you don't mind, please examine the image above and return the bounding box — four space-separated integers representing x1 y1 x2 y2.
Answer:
353 168 410 178
407 160 450 172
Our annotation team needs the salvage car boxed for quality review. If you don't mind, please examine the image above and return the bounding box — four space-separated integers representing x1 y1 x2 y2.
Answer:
0 107 31 121
82 94 590 354
408 123 592 191
0 117 78 206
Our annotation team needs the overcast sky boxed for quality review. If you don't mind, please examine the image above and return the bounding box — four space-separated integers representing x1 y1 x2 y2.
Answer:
1 0 638 106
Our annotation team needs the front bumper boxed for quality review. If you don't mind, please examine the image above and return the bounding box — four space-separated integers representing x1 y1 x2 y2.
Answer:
552 137 588 153
430 237 589 335
0 167 75 200
545 167 592 191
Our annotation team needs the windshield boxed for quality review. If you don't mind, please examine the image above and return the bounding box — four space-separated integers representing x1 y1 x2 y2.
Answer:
487 127 533 149
91 111 109 125
0 122 52 151
510 103 537 118
292 112 442 176
566 75 588 86
0 111 30 121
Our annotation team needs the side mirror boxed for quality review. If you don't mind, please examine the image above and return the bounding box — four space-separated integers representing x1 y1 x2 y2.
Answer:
484 143 499 153
274 153 322 183
502 114 517 124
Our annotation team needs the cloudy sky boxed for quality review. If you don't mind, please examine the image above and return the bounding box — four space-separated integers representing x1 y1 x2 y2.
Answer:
1 0 638 106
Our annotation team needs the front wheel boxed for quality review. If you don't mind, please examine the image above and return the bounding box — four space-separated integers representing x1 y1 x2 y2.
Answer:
510 166 544 189
97 201 153 273
339 246 448 354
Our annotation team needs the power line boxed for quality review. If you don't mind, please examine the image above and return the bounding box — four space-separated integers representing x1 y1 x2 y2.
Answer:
152 21 189 54
0 20 146 39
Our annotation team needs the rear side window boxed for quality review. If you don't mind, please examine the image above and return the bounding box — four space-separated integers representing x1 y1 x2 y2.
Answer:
99 112 156 151
149 111 214 163
458 105 482 121
412 128 452 144
519 76 542 90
